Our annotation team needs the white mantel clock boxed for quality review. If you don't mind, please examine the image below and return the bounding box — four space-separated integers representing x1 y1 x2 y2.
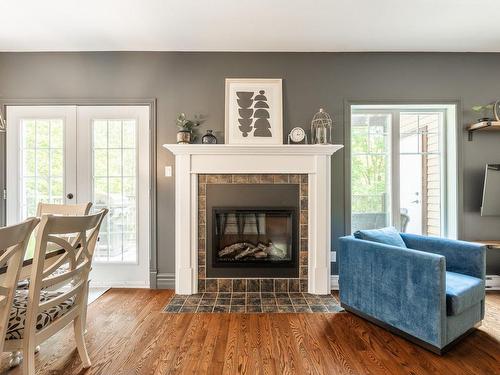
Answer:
288 127 308 144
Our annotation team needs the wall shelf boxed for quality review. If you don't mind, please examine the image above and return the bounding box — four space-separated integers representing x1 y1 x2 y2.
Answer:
467 121 500 141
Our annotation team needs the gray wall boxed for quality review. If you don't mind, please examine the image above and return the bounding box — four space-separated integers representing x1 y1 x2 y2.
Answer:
1 52 500 280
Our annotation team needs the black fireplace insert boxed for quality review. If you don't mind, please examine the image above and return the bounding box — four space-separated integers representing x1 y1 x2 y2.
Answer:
212 208 297 267
205 183 300 278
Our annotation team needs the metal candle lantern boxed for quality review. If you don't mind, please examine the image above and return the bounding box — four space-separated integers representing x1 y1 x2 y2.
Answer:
311 108 333 144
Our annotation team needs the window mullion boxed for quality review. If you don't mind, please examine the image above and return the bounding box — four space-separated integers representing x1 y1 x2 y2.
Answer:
391 111 401 230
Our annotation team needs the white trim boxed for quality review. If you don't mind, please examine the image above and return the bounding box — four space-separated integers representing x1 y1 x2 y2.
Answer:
165 144 342 156
330 275 339 290
444 105 458 239
391 111 400 230
485 275 500 290
350 104 458 238
164 143 343 295
89 280 149 288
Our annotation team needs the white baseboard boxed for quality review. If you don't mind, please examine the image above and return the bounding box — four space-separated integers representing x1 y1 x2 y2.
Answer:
331 275 339 290
486 275 500 290
93 274 497 292
89 280 150 288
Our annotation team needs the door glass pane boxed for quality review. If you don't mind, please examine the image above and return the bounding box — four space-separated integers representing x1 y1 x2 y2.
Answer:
20 119 65 219
351 113 392 232
92 119 138 263
400 113 442 236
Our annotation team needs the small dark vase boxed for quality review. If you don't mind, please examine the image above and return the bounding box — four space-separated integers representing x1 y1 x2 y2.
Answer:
202 130 217 144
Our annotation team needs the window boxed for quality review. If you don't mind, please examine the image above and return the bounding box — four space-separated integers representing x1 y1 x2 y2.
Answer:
92 119 138 263
351 113 392 230
20 119 65 219
350 104 458 238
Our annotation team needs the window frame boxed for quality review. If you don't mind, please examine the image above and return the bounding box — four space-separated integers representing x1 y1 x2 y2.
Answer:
345 101 460 239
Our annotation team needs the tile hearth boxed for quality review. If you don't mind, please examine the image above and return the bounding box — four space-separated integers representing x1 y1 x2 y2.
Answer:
162 292 344 313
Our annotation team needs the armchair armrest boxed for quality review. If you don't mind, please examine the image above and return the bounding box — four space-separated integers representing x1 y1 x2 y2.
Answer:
338 236 446 347
400 233 486 280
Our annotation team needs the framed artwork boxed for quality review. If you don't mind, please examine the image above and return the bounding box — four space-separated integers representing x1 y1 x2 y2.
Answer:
225 78 283 145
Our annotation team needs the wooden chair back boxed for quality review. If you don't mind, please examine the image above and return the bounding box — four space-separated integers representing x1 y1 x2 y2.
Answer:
0 218 39 353
25 209 107 346
36 202 92 217
35 202 93 253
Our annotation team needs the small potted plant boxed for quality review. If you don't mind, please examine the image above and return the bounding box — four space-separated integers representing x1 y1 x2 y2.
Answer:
472 103 495 122
176 113 200 144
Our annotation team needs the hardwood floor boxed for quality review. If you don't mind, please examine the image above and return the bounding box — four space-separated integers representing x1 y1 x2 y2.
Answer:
1 289 499 375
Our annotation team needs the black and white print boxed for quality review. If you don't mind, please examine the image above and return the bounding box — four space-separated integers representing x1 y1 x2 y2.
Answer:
225 79 283 144
236 90 272 138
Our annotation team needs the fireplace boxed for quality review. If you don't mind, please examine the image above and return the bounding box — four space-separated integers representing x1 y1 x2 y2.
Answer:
206 183 300 278
213 207 297 266
164 143 343 294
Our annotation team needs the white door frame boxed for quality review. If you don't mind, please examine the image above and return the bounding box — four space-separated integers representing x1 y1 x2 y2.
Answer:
5 103 152 288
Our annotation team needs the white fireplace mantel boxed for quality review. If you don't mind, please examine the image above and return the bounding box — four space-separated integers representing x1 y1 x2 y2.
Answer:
164 144 343 295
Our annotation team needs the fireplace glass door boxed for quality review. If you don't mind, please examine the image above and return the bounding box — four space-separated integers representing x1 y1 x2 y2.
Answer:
213 208 295 265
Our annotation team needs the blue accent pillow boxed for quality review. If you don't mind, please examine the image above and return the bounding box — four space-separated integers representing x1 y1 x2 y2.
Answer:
353 227 407 248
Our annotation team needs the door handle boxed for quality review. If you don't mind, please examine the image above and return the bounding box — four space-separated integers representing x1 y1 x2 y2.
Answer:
411 199 419 204
67 193 74 199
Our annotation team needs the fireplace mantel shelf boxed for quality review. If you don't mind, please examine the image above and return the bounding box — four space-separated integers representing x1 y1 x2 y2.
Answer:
164 144 343 156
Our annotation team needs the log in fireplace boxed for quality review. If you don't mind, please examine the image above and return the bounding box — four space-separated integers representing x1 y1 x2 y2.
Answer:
213 208 297 265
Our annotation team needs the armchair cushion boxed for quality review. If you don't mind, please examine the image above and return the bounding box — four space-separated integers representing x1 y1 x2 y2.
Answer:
353 227 407 248
445 271 484 316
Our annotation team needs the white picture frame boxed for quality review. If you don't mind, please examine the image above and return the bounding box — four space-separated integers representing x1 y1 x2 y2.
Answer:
225 78 283 145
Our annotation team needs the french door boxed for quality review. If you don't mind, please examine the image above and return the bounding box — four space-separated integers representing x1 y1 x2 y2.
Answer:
350 106 446 237
6 105 150 287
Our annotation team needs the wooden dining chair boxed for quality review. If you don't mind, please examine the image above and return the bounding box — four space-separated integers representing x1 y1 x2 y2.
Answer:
0 219 39 356
17 202 93 289
4 209 108 375
36 202 93 260
36 202 92 217
13 202 98 366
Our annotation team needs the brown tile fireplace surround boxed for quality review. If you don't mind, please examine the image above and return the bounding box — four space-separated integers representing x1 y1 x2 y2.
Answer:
197 174 309 293
164 144 343 295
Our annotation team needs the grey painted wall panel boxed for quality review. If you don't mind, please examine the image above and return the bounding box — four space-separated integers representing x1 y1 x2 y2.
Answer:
1 52 500 276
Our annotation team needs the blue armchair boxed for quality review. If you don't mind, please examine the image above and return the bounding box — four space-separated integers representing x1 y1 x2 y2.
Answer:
338 231 486 354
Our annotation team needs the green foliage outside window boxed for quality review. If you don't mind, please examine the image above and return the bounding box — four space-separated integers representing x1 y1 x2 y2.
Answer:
351 115 390 214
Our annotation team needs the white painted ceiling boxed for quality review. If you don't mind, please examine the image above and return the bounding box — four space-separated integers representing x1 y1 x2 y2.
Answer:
1 0 500 52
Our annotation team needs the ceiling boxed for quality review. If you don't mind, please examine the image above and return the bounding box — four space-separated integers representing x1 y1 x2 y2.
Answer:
1 0 500 52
